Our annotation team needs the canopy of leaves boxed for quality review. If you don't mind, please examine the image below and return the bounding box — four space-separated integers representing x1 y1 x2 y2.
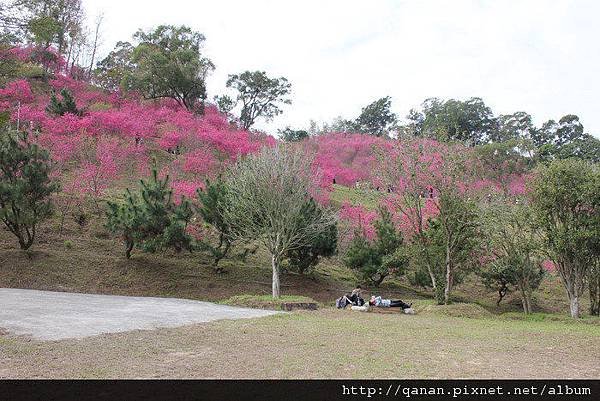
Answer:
222 70 291 130
130 25 215 112
354 96 398 137
93 41 135 91
284 198 337 274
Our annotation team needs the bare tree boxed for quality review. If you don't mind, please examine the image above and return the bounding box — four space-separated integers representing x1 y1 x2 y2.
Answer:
221 145 336 298
87 13 103 79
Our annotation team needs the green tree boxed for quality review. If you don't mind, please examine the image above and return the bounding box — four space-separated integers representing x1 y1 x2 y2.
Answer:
106 168 193 259
428 194 481 304
285 198 337 274
0 128 60 250
130 25 214 112
480 202 545 313
413 97 497 145
354 96 398 137
278 127 309 142
531 159 600 318
493 111 535 143
219 70 291 130
220 146 336 298
194 178 244 272
344 207 408 286
93 41 135 91
1 0 84 54
46 88 79 116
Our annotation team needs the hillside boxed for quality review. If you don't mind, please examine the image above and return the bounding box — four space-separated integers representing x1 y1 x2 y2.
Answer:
0 182 586 316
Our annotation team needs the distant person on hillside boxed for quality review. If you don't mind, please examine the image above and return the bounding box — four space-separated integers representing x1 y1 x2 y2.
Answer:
369 295 412 310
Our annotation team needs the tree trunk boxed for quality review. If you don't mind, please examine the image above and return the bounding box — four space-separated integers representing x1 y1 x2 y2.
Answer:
589 265 600 316
427 267 437 291
569 296 580 318
271 254 280 298
443 246 452 305
519 283 532 314
125 240 133 259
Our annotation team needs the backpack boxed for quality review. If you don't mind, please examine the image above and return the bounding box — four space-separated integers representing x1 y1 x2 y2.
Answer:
335 296 349 309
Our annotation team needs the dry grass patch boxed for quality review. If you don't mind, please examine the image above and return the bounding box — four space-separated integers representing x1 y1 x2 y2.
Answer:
1 309 599 379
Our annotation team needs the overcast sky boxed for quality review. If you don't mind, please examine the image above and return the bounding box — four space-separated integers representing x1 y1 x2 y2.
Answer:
84 0 600 137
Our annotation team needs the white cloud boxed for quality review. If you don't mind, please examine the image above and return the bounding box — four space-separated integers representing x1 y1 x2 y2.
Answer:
84 0 600 137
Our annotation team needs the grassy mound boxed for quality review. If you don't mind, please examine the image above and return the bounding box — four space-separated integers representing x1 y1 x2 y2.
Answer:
417 301 493 319
222 294 317 310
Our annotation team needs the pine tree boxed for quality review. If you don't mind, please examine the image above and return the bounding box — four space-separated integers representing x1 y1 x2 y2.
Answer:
285 198 337 274
194 178 233 271
106 168 193 258
46 88 79 116
0 128 60 250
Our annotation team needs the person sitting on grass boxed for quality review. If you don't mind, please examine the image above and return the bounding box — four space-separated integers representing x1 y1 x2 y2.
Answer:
348 285 365 306
369 295 412 310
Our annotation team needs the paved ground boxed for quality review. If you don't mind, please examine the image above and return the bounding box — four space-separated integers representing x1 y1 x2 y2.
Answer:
0 288 280 341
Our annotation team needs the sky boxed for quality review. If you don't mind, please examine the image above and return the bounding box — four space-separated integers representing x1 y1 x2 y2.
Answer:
84 0 600 137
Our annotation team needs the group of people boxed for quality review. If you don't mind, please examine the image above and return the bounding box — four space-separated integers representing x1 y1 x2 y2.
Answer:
335 285 414 314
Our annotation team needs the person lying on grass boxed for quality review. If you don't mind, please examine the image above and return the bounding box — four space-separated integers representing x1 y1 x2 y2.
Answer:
369 295 412 310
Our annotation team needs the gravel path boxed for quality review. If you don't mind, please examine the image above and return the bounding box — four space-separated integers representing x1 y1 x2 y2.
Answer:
0 288 279 341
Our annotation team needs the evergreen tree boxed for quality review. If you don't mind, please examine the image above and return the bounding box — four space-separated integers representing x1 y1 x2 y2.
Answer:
285 198 337 274
0 127 60 250
344 207 408 286
46 88 79 116
195 178 234 271
106 168 193 259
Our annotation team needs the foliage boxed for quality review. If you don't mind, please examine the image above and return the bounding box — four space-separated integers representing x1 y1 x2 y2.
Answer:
421 194 481 304
407 97 497 145
284 198 337 275
130 25 215 112
219 70 291 130
354 96 397 137
479 201 545 313
279 127 309 142
93 41 135 91
531 159 600 318
105 168 193 259
194 178 239 272
0 127 60 249
343 207 408 286
221 146 336 298
46 88 79 116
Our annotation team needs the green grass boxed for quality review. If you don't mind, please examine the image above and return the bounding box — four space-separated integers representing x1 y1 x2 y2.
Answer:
221 294 317 309
329 184 384 209
501 312 600 325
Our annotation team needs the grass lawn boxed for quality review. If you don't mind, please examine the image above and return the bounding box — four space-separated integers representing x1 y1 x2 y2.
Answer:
2 307 599 379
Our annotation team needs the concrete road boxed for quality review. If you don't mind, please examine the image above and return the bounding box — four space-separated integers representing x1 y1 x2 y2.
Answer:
0 288 280 341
